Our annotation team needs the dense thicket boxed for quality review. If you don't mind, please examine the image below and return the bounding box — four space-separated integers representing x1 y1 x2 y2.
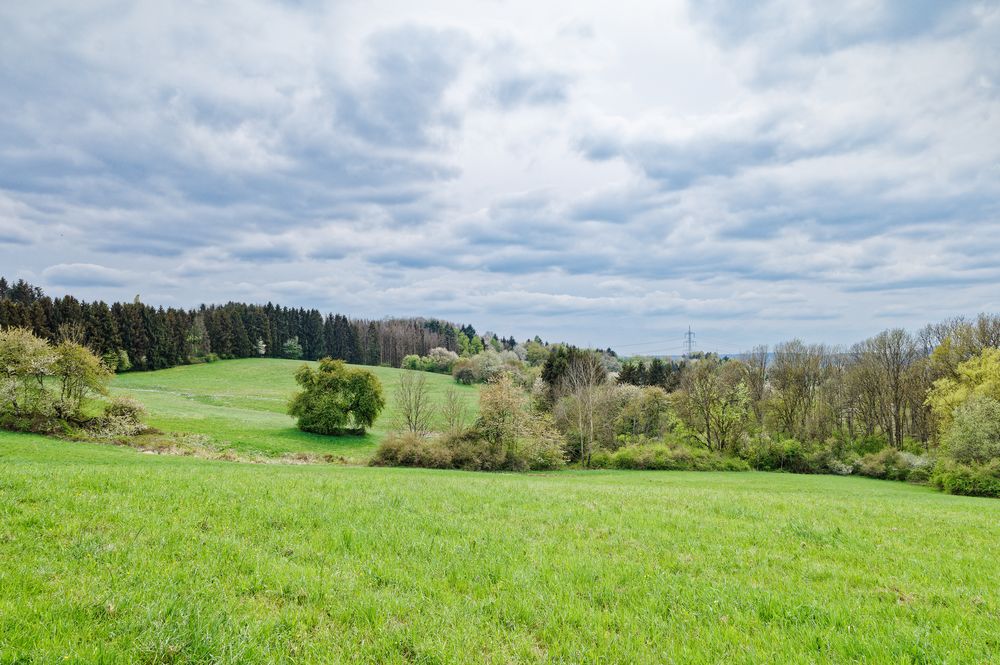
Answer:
0 277 513 371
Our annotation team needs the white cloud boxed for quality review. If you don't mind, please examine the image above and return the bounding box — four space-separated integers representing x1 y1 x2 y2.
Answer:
1 0 997 351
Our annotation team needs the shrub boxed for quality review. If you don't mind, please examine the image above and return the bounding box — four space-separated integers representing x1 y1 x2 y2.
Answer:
856 448 930 482
1 328 111 429
940 395 1000 465
452 359 476 384
516 413 566 471
401 354 424 371
0 327 56 422
740 437 813 473
477 373 527 454
471 350 504 383
371 432 454 469
590 443 749 472
932 459 1000 498
851 433 889 456
288 358 385 435
52 341 112 419
96 396 148 438
442 429 509 471
372 426 562 472
427 347 459 373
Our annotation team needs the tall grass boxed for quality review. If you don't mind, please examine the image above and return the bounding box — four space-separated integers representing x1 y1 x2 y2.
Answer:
2 432 999 663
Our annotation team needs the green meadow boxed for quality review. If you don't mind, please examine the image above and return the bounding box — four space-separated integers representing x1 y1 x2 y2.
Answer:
2 433 999 663
1 360 999 662
109 358 479 462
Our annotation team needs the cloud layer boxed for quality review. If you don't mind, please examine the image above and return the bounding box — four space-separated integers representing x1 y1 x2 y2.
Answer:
1 0 998 354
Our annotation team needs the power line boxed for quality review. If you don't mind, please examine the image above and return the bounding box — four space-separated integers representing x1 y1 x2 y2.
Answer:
684 325 695 358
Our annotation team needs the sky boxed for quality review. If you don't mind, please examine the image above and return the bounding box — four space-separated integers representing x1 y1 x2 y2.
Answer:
1 1 998 355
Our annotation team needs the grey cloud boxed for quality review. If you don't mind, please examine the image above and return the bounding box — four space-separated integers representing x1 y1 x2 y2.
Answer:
689 0 978 54
491 72 570 108
41 263 130 288
333 25 470 148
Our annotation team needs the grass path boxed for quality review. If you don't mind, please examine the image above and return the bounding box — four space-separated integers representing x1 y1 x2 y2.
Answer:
109 358 479 462
2 432 999 663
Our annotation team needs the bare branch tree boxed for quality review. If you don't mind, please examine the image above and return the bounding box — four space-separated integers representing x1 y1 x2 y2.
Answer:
394 371 433 434
440 387 469 433
562 353 607 466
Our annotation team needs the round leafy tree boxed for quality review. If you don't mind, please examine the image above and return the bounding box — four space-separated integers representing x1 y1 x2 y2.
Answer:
288 358 385 435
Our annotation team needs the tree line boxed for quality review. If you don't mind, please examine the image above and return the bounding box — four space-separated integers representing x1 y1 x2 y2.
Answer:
377 312 1000 497
0 277 517 371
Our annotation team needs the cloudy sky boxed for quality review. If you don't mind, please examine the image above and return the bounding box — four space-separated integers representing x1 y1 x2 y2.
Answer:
1 1 998 354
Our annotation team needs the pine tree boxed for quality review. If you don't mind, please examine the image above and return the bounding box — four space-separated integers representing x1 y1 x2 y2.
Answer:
443 325 458 352
648 357 667 387
366 322 380 365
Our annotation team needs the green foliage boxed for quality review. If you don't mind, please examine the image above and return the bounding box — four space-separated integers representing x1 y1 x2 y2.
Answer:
740 437 813 473
102 349 132 372
52 341 113 419
856 448 930 482
0 326 56 423
940 394 1000 465
850 433 889 456
614 385 672 441
932 459 1000 498
281 336 304 360
738 435 931 481
451 358 476 384
371 431 457 469
401 350 461 374
374 373 564 472
927 347 1000 433
476 373 527 454
524 339 548 366
288 358 386 435
0 328 111 428
444 349 526 385
372 423 564 472
590 443 749 471
672 358 753 453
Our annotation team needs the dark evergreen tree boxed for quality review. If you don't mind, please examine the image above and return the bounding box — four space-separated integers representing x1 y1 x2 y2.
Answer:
648 358 667 387
365 322 380 365
302 309 325 360
443 325 457 352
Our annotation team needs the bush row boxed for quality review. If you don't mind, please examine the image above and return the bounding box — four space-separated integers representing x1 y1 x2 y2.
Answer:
371 430 564 472
737 436 933 483
590 444 749 472
931 460 1000 498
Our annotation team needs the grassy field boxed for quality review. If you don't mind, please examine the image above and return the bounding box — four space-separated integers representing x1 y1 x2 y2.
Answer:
2 431 999 663
109 358 479 462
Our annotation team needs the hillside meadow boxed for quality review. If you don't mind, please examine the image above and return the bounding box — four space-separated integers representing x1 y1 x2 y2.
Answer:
2 432 999 662
109 358 480 462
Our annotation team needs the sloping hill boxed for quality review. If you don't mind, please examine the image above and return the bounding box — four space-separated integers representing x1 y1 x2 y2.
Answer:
110 358 480 462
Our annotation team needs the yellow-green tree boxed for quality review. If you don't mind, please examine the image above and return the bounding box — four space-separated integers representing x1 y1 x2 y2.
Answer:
926 347 1000 434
